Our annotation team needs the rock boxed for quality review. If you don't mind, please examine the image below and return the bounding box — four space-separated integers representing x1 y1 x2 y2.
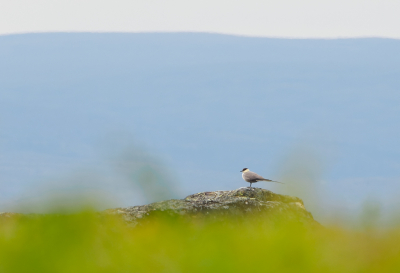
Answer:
104 187 319 227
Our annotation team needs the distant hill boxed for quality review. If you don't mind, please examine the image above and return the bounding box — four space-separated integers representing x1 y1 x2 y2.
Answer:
0 33 399 219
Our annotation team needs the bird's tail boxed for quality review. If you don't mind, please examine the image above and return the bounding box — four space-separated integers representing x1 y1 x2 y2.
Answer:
261 179 284 184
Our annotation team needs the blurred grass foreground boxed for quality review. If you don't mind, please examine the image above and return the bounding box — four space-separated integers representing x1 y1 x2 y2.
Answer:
1 207 400 273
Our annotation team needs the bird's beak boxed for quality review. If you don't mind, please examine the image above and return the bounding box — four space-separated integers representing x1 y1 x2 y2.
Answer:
240 170 243 172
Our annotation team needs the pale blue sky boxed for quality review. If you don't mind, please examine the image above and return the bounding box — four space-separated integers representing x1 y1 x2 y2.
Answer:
1 0 400 38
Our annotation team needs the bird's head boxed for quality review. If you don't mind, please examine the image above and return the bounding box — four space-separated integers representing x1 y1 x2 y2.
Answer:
240 168 249 172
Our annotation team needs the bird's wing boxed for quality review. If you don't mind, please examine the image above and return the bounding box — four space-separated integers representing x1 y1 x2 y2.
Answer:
248 171 284 184
248 171 266 180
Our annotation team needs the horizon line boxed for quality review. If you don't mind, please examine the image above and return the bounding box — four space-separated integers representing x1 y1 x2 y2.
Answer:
1 31 399 40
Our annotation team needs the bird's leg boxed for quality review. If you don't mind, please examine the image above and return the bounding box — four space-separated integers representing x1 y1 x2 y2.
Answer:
250 183 252 188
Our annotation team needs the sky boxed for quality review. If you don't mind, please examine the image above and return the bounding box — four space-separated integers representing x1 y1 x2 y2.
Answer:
1 0 400 38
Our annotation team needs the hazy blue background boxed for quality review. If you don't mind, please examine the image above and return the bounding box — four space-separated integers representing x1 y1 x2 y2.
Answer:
0 33 399 221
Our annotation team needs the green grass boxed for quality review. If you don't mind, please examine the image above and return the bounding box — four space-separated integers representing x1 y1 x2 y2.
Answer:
1 210 400 273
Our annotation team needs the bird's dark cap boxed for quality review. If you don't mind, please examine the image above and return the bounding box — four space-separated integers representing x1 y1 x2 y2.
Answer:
240 168 248 172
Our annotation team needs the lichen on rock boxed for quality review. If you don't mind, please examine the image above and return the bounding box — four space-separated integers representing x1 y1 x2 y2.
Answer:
105 187 318 227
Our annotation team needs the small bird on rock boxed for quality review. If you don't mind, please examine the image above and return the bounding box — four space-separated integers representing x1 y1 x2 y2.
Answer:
240 168 283 188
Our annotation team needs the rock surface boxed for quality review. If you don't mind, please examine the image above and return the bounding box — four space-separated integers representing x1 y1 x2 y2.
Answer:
105 187 318 227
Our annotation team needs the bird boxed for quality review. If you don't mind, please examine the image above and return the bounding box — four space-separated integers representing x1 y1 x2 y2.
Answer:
240 168 283 188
